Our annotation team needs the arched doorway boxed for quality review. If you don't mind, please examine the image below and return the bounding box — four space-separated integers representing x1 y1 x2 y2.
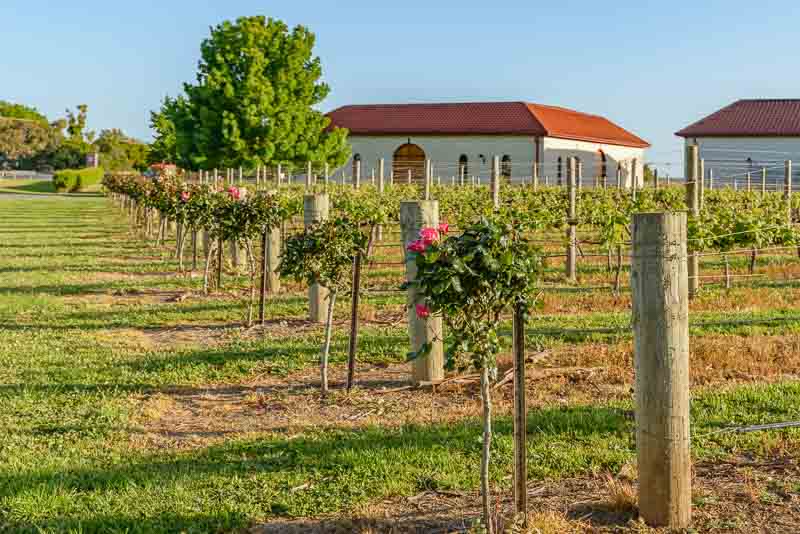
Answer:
393 143 426 183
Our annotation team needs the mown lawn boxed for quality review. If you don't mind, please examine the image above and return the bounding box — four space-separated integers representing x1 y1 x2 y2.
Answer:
2 196 800 533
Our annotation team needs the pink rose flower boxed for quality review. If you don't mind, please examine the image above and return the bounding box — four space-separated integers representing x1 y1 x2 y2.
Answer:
227 186 240 200
415 303 430 318
180 191 191 202
406 239 427 253
438 222 449 235
419 227 440 245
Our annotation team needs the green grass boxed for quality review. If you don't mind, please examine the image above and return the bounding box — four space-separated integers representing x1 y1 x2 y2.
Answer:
2 196 800 532
0 179 102 196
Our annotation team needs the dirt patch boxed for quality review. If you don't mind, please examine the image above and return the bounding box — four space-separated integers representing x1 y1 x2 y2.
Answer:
250 456 800 533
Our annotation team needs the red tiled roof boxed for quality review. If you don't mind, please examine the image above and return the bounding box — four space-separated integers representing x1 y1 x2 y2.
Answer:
327 102 650 148
676 99 800 137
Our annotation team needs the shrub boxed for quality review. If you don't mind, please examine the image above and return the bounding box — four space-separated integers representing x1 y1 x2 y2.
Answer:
53 167 104 192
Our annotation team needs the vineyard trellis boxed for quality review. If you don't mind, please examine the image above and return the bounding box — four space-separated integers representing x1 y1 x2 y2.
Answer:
102 150 800 530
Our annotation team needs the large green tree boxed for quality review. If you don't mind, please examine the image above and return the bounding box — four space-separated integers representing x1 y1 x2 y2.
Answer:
93 128 149 172
0 101 51 165
148 97 179 165
176 16 349 170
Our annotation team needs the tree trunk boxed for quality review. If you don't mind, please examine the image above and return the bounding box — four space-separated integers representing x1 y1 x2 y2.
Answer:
245 239 256 328
176 226 186 274
203 239 217 294
320 290 337 395
749 248 757 275
480 365 494 534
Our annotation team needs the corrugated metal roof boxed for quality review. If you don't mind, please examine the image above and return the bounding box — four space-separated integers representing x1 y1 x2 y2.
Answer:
327 102 650 148
676 99 800 137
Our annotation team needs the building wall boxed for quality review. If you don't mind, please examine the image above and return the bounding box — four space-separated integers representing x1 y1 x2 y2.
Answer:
541 137 646 187
342 135 536 183
339 134 646 187
684 137 800 186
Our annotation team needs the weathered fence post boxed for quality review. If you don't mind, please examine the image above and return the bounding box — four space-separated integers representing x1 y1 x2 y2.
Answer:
616 166 623 190
354 159 361 189
685 145 700 299
491 155 500 209
566 157 578 283
532 161 539 190
708 168 714 191
698 159 705 210
761 167 767 195
306 161 313 189
785 160 793 225
400 201 444 384
747 172 752 192
259 192 282 325
654 168 659 190
346 249 363 391
377 158 385 241
512 304 528 525
631 211 691 529
577 160 583 191
304 193 330 323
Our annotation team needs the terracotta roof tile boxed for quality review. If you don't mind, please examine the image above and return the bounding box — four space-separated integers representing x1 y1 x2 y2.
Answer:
676 99 800 137
327 102 649 148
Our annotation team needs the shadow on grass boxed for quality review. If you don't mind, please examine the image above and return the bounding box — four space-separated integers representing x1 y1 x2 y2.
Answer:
0 405 631 531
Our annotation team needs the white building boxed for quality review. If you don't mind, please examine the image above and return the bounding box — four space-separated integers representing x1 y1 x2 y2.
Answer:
327 102 649 187
676 99 800 186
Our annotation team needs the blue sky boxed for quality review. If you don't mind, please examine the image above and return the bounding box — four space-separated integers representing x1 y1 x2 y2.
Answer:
3 0 800 174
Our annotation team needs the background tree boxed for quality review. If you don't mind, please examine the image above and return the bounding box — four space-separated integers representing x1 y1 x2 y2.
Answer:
179 16 350 170
94 128 149 172
148 97 180 165
0 101 50 167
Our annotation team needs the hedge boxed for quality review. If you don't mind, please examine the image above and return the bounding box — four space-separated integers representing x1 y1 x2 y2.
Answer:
53 167 105 193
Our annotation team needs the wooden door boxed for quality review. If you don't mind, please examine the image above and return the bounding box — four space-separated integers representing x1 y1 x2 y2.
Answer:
393 143 426 183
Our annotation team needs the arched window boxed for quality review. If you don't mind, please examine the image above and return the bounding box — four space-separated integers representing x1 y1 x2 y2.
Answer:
458 154 468 181
501 155 512 181
352 154 361 180
557 157 563 185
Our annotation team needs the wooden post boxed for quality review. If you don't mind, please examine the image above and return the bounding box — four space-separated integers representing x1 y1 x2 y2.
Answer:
400 201 444 383
354 160 361 189
631 211 691 529
459 164 466 187
698 159 705 210
566 157 578 283
304 194 330 323
685 145 700 299
532 162 539 190
491 155 500 209
747 172 752 192
616 166 623 190
785 160 792 225
377 159 385 241
512 304 528 524
239 166 243 185
708 168 714 191
258 219 280 325
577 160 583 191
408 169 412 185
762 167 767 195
631 162 638 202
654 168 659 190
306 161 313 189
346 251 363 391
277 164 282 187
424 159 432 200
